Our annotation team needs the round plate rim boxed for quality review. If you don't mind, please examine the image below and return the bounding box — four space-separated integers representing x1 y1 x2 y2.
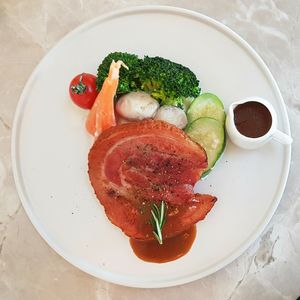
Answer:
11 5 291 288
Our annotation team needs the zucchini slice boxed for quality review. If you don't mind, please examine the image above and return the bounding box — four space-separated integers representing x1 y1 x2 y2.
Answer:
185 117 225 172
187 93 225 124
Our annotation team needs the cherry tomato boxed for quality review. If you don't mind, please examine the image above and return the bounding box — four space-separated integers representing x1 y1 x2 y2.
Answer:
69 73 97 109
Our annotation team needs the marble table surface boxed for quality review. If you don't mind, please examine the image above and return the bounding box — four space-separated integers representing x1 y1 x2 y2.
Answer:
0 0 299 299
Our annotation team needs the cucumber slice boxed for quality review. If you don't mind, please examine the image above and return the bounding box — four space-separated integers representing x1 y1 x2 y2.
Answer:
187 93 225 124
182 97 194 112
185 117 225 171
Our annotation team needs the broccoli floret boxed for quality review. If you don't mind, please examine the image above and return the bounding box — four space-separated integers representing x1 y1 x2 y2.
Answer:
96 53 201 108
96 52 141 94
138 56 200 108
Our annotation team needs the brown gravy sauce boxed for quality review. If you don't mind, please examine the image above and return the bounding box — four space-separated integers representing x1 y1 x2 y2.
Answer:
234 101 272 138
130 226 196 263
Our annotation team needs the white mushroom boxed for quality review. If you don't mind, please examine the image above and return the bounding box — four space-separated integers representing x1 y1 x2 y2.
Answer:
154 105 188 129
116 92 159 120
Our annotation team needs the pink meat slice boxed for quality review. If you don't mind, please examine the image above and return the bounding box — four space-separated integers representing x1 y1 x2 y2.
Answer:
88 120 217 240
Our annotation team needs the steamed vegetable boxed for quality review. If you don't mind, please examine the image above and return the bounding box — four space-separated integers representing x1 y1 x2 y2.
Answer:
154 105 188 129
96 52 140 94
183 97 195 112
138 56 200 108
86 61 126 137
185 117 225 172
187 93 225 124
185 93 226 176
116 92 159 120
96 52 200 108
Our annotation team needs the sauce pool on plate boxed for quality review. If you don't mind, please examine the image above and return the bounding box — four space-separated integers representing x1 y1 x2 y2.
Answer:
130 226 196 263
234 101 272 138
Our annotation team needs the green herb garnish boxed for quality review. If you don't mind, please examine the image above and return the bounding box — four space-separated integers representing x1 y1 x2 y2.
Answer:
150 201 166 244
71 74 86 94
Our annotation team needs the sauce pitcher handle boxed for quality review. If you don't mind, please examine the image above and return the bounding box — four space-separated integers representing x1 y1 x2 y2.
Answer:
272 129 293 145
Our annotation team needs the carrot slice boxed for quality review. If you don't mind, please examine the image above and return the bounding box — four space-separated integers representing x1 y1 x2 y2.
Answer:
86 60 127 137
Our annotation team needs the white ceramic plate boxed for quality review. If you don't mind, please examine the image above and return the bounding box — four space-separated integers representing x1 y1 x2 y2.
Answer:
12 6 291 288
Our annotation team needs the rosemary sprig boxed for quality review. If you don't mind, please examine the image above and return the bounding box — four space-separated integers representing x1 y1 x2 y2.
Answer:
150 201 166 244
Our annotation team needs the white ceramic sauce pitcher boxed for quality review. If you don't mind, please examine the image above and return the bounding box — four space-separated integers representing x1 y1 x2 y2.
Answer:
226 97 293 150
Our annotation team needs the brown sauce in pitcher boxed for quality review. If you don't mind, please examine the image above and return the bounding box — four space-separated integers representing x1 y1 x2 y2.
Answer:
130 226 196 263
234 101 272 138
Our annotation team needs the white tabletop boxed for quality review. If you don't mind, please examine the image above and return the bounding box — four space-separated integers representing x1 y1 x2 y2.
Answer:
0 1 299 299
